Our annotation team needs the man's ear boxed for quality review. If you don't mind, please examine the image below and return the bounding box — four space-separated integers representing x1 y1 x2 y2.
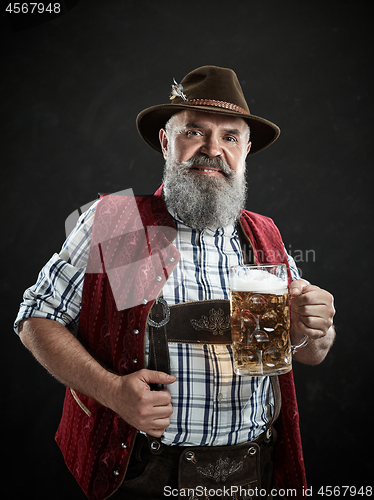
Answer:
246 141 252 156
159 129 168 159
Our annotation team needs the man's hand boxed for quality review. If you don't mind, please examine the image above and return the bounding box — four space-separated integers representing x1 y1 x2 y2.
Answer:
290 280 335 339
290 280 335 364
108 370 176 437
19 318 177 437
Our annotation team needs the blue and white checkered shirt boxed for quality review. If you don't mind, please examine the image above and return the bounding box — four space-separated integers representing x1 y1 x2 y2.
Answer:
14 199 301 447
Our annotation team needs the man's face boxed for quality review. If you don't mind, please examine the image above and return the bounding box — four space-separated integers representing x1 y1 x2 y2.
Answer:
159 109 251 177
159 110 252 231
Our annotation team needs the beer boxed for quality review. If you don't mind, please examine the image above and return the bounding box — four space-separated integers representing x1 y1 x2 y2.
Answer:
229 265 292 376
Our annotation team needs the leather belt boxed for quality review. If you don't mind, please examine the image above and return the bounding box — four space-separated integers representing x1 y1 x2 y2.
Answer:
147 298 231 384
163 299 231 344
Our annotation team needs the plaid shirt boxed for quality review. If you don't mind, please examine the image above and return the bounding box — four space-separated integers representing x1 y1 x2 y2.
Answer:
15 199 301 447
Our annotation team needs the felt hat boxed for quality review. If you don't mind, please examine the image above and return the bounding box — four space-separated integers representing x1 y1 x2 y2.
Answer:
136 65 280 155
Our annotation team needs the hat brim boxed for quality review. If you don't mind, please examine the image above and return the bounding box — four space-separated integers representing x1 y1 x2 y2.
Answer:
136 103 280 155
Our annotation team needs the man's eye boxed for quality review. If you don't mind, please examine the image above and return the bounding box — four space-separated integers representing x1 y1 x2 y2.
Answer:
186 130 201 137
225 136 237 142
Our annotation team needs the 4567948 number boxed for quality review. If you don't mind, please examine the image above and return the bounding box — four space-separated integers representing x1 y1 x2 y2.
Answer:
5 3 61 14
317 486 372 497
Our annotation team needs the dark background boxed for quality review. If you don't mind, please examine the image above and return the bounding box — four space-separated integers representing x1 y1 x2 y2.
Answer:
2 0 373 498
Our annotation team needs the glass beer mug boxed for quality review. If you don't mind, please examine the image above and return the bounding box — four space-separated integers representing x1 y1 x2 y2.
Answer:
229 264 308 376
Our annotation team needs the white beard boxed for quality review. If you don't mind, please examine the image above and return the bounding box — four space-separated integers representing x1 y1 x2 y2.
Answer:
162 154 247 231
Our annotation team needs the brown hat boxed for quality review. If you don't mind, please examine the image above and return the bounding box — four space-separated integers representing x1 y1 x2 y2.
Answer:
136 65 280 155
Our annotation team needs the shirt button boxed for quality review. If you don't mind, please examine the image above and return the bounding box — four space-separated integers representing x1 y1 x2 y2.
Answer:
217 393 223 402
142 299 148 305
156 276 162 282
212 439 219 446
169 257 175 263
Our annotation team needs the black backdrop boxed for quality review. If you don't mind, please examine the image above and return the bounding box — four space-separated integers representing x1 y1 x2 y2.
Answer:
2 1 373 498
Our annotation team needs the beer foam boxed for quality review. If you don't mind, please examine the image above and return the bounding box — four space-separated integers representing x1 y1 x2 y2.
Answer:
230 269 287 294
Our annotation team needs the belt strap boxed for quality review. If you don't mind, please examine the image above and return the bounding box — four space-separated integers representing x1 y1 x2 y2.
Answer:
147 299 231 413
148 298 231 386
148 298 171 381
167 299 231 344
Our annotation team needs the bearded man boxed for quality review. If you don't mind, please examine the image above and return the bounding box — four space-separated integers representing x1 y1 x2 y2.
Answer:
15 66 335 500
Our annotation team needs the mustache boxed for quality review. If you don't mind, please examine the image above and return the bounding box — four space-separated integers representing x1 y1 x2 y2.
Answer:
180 155 233 177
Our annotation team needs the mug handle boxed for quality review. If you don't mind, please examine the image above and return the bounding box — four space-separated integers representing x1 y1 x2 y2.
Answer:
291 335 309 354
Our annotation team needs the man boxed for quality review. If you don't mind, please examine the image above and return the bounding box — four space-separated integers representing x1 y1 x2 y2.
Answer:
15 66 335 500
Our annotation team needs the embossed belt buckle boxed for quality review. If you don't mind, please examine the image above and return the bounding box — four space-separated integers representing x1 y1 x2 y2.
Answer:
148 297 170 328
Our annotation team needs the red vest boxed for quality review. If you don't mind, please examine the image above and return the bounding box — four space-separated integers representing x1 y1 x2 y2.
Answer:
55 186 307 499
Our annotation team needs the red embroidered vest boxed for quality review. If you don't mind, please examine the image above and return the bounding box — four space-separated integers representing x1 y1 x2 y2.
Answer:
55 186 307 499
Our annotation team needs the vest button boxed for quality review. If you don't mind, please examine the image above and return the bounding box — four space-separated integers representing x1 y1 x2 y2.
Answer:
133 329 139 335
133 358 138 364
121 443 127 449
113 470 120 476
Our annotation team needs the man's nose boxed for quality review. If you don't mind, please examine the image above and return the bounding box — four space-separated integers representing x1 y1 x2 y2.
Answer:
199 134 222 158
